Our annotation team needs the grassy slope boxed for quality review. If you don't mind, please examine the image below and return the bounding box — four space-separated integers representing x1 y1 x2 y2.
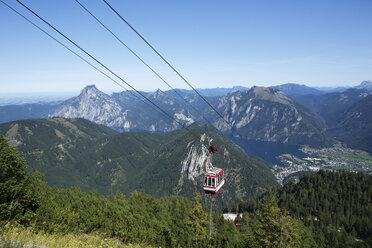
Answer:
0 224 149 248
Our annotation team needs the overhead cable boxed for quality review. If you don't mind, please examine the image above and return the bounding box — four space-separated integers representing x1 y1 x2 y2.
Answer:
102 0 234 130
74 0 211 125
11 0 201 138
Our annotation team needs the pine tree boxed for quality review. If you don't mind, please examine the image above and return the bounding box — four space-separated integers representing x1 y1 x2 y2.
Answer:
186 192 208 247
253 189 305 248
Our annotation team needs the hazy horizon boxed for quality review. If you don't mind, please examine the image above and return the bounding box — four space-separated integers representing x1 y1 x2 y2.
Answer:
0 81 366 100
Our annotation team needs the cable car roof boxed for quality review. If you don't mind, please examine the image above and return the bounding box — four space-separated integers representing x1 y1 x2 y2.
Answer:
205 167 223 176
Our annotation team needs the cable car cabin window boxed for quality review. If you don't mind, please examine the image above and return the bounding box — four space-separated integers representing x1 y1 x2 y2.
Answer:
204 177 207 186
208 177 211 187
212 178 215 187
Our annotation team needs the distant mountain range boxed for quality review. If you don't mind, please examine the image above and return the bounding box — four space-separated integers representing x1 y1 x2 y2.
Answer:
0 118 277 204
271 83 324 96
1 80 371 155
176 86 250 97
271 80 372 96
48 85 331 148
313 86 351 93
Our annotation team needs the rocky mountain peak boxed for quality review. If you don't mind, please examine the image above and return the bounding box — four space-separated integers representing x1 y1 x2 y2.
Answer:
50 85 123 126
356 80 372 91
153 89 165 98
80 84 105 98
151 89 176 106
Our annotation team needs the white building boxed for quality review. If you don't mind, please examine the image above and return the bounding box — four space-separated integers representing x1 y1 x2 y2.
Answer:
223 213 243 221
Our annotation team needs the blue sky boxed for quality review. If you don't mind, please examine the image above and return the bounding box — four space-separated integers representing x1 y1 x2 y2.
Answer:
0 0 371 94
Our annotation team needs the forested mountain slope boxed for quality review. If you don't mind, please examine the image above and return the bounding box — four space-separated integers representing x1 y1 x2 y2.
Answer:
0 118 277 204
279 170 372 247
0 118 117 190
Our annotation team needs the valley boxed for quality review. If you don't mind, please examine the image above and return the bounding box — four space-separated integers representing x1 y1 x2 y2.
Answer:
274 144 372 184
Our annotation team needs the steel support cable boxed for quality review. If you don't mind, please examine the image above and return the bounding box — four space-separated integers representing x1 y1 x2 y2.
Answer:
0 0 180 130
13 0 204 139
74 0 211 126
102 0 234 129
102 0 261 156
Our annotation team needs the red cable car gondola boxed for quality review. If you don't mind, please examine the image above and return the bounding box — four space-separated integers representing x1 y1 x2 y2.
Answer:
203 145 225 195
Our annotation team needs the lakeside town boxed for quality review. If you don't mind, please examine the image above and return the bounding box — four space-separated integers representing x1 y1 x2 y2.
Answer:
273 143 372 184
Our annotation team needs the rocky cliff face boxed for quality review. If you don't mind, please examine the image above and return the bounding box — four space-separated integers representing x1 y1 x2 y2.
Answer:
180 134 212 181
